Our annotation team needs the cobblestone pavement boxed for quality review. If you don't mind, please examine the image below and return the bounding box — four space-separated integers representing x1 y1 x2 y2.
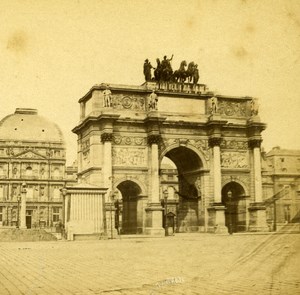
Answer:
0 232 299 295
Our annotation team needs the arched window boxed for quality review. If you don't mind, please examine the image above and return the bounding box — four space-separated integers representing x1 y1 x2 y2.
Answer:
53 168 60 179
25 166 32 177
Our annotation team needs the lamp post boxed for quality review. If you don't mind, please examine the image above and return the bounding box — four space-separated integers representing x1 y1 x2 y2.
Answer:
110 191 115 239
17 195 21 229
227 190 233 235
163 189 168 236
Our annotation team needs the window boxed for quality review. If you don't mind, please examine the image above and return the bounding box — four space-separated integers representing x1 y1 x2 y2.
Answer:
25 166 32 177
0 186 4 200
52 207 60 222
0 166 4 177
53 168 60 179
26 187 34 199
0 207 2 222
53 187 60 199
40 186 45 196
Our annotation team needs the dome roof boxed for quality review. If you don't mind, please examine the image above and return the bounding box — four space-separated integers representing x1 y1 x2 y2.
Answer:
0 108 64 144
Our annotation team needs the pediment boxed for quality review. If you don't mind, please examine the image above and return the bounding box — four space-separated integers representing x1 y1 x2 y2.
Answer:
14 150 46 160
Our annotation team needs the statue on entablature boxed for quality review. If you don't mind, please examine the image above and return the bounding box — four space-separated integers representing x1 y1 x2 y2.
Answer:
143 59 154 82
148 90 158 110
103 85 112 107
211 96 218 114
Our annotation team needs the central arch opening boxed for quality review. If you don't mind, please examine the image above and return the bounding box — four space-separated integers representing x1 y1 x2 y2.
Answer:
161 146 204 232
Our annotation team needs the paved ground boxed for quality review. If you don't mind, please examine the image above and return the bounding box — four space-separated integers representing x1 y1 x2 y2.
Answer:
0 231 299 295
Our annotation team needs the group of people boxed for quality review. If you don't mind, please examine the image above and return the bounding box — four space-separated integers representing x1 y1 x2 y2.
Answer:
143 55 200 84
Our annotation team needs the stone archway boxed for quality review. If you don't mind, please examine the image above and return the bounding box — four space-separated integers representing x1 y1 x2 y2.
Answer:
222 182 247 233
161 146 204 232
117 180 142 234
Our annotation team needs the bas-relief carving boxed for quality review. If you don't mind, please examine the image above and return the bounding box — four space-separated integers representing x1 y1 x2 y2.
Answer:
113 135 146 146
113 94 145 111
221 152 249 168
189 139 210 161
220 140 248 150
112 147 147 167
218 100 250 117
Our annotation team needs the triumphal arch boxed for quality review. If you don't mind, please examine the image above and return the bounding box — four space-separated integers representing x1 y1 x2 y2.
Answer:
71 78 268 237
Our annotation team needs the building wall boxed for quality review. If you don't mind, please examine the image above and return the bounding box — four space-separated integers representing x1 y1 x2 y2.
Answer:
0 109 77 229
262 147 300 228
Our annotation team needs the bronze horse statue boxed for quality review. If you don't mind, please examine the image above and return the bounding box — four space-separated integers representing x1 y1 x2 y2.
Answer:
173 60 187 83
149 57 200 84
186 62 199 84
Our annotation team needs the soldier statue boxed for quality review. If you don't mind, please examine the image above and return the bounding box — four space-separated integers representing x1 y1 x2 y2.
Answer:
143 59 154 81
148 90 158 110
103 86 112 107
211 96 218 114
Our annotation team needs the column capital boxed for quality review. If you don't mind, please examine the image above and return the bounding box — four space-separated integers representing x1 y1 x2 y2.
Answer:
248 139 262 149
101 132 113 143
147 134 161 145
208 137 222 148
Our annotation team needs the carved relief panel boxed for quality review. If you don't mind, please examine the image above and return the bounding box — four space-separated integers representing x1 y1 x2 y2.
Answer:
221 151 249 169
113 94 146 111
218 99 250 117
112 147 147 167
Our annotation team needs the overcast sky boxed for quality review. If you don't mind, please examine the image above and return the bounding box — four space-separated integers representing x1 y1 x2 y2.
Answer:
1 0 299 164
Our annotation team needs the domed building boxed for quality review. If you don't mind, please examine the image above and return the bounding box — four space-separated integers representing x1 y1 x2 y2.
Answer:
0 108 70 228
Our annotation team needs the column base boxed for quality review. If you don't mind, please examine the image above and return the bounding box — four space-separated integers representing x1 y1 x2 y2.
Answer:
144 227 165 236
207 203 227 234
145 203 164 236
248 203 269 232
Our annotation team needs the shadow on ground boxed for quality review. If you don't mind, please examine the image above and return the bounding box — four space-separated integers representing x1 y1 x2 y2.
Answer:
0 229 57 242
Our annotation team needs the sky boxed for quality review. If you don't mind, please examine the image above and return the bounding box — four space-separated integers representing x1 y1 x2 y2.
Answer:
0 0 300 165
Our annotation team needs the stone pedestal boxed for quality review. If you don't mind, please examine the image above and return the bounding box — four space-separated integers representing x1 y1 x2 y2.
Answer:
207 203 228 233
248 203 269 232
144 204 165 236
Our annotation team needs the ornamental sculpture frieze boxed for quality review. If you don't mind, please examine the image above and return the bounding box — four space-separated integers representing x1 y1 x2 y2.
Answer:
221 152 249 169
112 147 147 167
113 94 145 111
217 100 248 117
212 98 259 118
113 135 146 146
220 140 248 150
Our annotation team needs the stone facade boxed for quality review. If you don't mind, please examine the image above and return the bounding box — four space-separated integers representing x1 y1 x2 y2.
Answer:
72 82 268 235
262 147 300 230
0 108 76 229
